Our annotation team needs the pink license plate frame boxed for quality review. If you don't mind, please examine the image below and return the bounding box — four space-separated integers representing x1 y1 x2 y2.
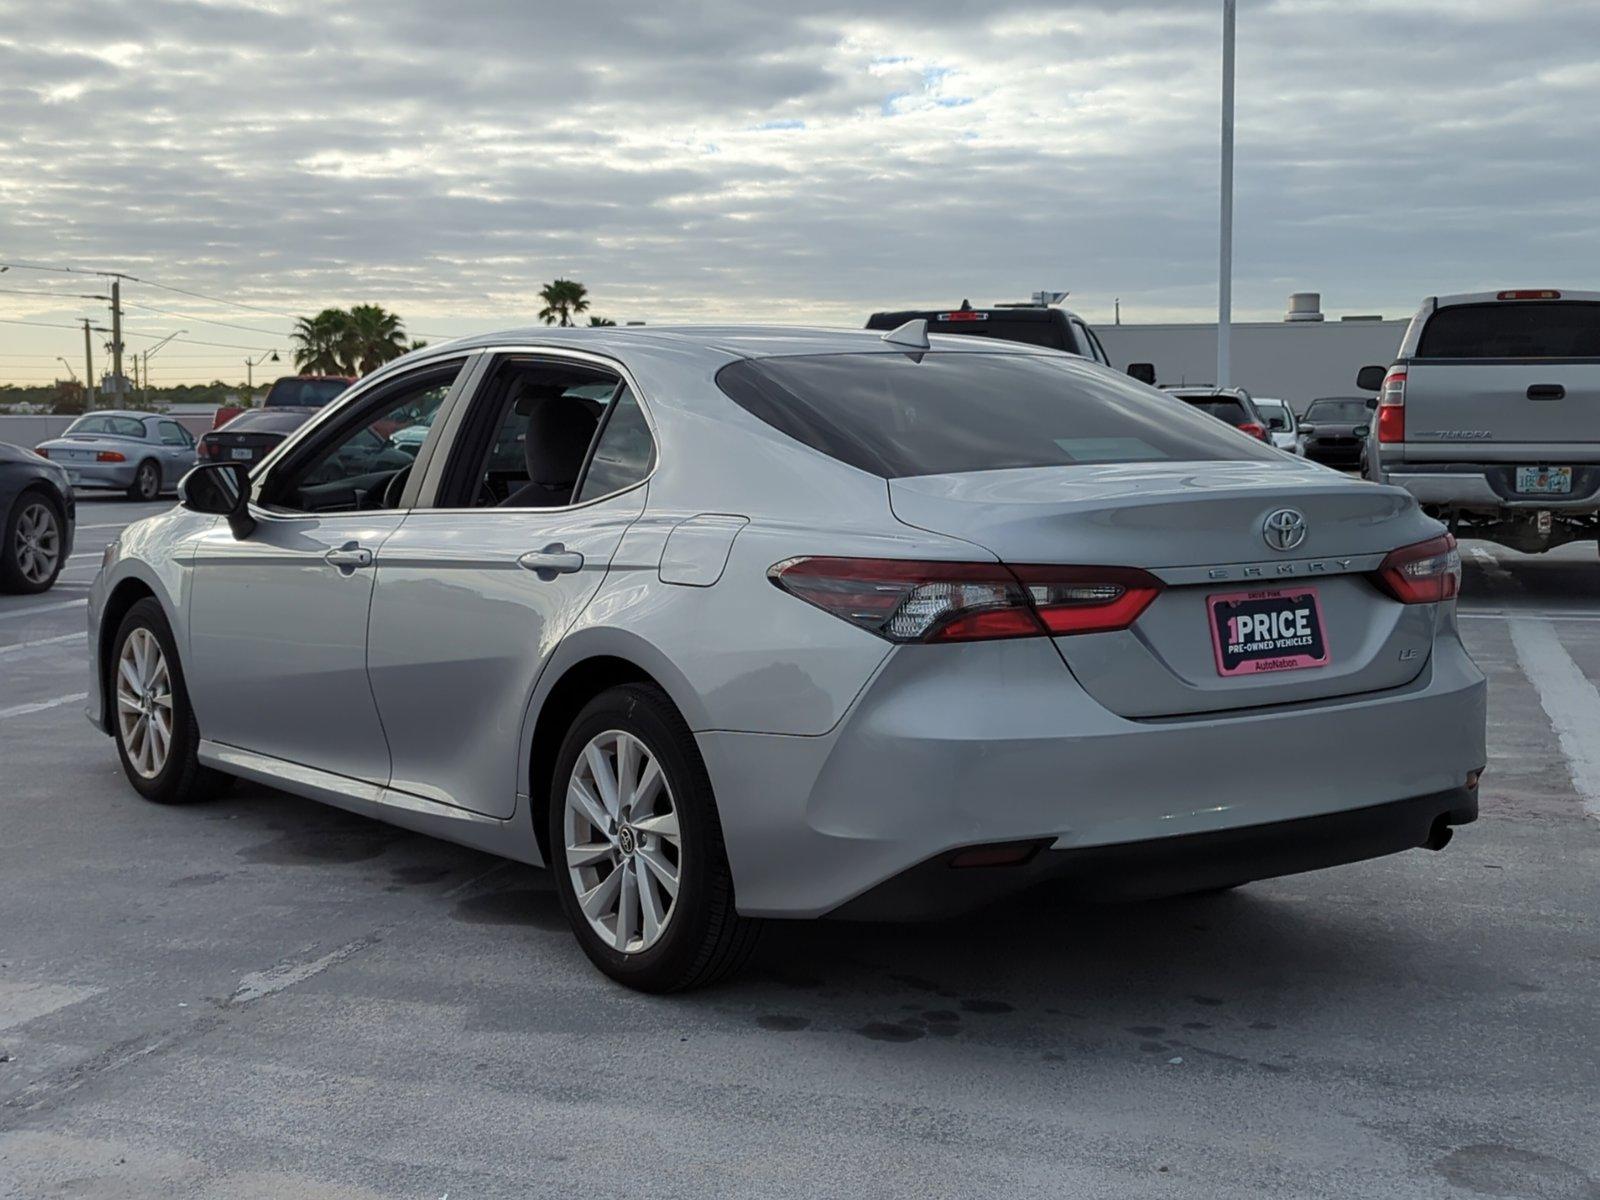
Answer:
1208 587 1331 677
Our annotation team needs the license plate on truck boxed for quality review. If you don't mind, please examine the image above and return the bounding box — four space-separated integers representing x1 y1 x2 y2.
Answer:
1209 588 1329 676
1515 466 1571 494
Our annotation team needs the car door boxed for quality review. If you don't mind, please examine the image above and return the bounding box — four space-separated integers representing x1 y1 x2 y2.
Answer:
185 359 469 784
365 355 656 817
156 420 196 485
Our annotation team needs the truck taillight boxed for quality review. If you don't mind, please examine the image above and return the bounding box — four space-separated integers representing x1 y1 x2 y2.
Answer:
1497 289 1560 301
1377 367 1406 443
1374 534 1460 604
768 558 1162 643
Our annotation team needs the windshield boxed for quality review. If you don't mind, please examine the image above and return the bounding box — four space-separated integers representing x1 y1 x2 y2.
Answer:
1254 400 1290 430
264 378 351 408
66 414 146 438
715 352 1279 478
1305 398 1372 422
1417 301 1600 358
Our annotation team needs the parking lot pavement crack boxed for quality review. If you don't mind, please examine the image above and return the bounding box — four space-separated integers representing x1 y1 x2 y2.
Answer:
225 931 387 1006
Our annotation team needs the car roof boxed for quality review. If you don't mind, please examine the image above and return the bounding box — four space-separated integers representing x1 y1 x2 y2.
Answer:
74 409 155 420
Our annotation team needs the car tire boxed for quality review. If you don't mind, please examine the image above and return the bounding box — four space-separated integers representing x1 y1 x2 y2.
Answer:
110 597 232 804
548 683 761 992
1 488 66 594
128 460 160 501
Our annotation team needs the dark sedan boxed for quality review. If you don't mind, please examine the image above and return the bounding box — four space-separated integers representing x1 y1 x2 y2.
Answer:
1299 396 1377 468
1 441 75 593
198 407 320 471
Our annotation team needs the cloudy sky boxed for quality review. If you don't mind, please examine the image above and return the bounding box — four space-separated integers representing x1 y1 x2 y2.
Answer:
1 0 1595 385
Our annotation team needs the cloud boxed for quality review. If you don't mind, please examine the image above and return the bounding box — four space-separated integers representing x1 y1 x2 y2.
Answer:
0 0 1595 382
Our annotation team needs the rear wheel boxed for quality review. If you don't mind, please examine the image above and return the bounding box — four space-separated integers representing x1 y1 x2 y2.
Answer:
127 460 160 501
548 683 760 992
110 597 231 804
1 490 64 594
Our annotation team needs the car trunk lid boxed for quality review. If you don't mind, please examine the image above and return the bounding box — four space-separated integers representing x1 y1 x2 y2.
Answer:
889 460 1443 717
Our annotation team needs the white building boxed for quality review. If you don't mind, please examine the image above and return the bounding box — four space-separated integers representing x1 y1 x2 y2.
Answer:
1095 294 1406 415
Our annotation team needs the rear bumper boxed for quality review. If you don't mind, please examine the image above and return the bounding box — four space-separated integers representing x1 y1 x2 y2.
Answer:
1304 441 1363 465
1385 464 1600 511
59 462 139 491
832 787 1478 920
701 629 1486 919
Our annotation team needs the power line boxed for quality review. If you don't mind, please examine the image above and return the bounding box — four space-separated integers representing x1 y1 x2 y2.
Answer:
119 299 286 338
0 259 303 321
0 315 277 353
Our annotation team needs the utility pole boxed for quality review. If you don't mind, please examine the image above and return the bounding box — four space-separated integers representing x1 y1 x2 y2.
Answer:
110 278 125 398
83 319 95 399
1217 0 1236 388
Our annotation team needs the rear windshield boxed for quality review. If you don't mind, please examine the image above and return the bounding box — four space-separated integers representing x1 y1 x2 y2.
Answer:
868 311 1072 351
218 409 311 434
265 378 350 407
66 414 146 438
1417 302 1600 359
1176 397 1249 424
1305 398 1372 422
714 352 1279 478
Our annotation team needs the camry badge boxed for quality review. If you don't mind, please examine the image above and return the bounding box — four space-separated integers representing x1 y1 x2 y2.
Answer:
1262 508 1308 552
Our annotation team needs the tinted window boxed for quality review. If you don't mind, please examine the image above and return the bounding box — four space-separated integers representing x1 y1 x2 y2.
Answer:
715 353 1279 478
1178 397 1250 424
67 414 146 438
577 386 655 503
866 311 1071 351
219 409 313 434
265 378 352 407
159 421 192 446
1416 302 1600 359
1305 398 1372 422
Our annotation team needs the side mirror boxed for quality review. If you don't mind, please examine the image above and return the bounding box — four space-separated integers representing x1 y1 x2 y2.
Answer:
1126 362 1157 385
1356 364 1387 392
179 462 255 539
1354 425 1370 439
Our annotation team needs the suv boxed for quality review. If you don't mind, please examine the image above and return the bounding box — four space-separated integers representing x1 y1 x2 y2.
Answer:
1160 386 1272 443
1359 289 1600 553
866 301 1117 364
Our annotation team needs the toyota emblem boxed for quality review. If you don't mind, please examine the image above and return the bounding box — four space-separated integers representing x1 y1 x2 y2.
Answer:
1262 508 1307 552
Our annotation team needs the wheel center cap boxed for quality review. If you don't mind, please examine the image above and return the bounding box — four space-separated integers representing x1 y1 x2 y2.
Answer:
617 826 637 856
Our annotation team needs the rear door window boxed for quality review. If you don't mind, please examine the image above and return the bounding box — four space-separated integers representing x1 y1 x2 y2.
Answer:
1416 302 1600 359
715 352 1279 478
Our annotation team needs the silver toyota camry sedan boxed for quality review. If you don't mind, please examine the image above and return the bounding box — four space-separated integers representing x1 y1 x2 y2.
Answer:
86 325 1487 991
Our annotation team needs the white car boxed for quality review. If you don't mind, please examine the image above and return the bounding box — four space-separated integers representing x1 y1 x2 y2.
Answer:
1254 398 1302 454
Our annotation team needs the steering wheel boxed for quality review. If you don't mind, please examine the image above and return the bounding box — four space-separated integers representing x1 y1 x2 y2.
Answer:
380 465 411 509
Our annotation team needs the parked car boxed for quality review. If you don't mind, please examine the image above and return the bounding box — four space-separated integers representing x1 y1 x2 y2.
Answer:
1253 398 1302 454
88 326 1485 992
1299 397 1376 468
1360 289 1600 553
198 408 319 471
34 411 197 500
1161 386 1272 442
212 375 355 430
867 300 1115 360
1 441 75 593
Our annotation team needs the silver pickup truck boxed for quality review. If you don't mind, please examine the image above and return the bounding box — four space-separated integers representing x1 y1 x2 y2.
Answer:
1359 289 1600 554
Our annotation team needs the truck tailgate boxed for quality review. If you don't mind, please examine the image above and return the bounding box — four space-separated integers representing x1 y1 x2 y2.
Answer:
1402 361 1600 458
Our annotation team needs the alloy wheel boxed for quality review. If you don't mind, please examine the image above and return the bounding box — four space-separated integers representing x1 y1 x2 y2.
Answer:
13 501 60 585
116 627 174 779
563 729 682 954
136 463 159 500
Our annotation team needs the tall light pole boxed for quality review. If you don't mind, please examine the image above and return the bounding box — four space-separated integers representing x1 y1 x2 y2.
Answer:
57 356 77 382
83 319 96 398
140 330 187 407
110 278 125 398
1217 0 1236 388
245 349 280 392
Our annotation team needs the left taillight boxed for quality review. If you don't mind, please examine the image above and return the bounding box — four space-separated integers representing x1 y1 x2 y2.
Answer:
1237 421 1268 441
1374 534 1461 604
32 447 48 458
768 557 1163 643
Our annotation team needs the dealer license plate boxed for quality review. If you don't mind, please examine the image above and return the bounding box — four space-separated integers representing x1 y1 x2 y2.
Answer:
1209 588 1329 677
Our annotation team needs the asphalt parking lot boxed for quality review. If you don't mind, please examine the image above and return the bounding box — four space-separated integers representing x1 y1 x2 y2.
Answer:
1 497 1597 1199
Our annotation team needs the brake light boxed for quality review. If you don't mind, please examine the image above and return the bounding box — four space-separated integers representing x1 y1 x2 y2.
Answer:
1376 367 1406 443
1497 289 1560 301
32 447 48 458
768 558 1162 643
1237 421 1268 441
96 451 126 462
1374 534 1460 604
937 311 987 322
197 440 215 459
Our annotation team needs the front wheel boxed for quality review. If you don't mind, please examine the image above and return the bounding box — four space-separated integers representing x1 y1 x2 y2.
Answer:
128 460 160 501
1 491 65 594
548 683 760 992
110 597 231 804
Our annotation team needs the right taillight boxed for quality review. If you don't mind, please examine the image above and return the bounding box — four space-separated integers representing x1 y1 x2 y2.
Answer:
1374 533 1460 604
768 557 1162 643
1377 366 1406 443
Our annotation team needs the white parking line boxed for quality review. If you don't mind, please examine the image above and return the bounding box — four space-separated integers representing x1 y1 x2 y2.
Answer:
0 599 87 621
1467 545 1518 586
0 692 88 719
0 632 84 657
1509 617 1600 821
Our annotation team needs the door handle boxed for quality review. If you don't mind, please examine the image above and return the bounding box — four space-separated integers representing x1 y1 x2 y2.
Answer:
1527 384 1565 400
324 542 374 572
518 544 584 579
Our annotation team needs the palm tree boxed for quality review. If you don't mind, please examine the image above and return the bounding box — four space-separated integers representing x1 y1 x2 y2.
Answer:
588 316 616 327
537 279 591 327
291 309 349 374
341 304 410 374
